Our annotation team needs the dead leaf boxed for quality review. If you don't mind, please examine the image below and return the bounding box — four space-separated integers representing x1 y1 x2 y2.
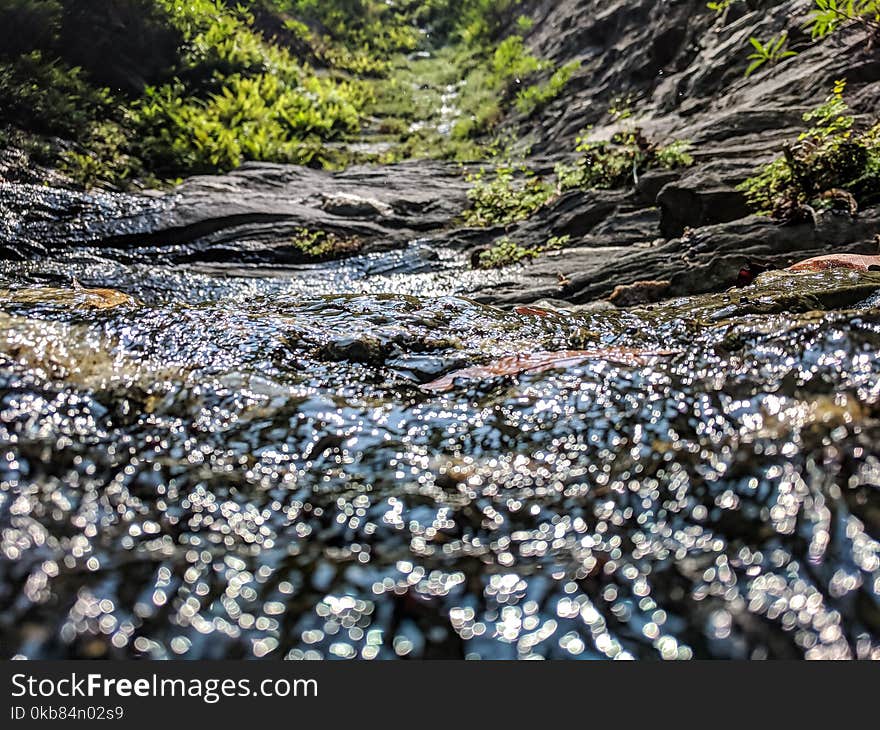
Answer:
788 254 880 273
421 348 678 393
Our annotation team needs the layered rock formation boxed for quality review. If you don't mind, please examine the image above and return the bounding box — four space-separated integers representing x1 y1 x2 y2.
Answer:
1 0 878 304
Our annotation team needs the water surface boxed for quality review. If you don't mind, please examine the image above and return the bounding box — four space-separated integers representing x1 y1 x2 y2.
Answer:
1 246 878 659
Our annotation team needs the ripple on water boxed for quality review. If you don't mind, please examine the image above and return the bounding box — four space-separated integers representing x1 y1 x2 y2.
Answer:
0 259 878 660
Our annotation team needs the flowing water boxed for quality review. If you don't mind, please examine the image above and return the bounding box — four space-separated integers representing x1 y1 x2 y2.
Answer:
1 243 879 660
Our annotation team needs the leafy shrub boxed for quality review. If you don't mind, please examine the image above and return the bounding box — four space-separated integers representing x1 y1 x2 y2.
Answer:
288 227 361 257
449 33 574 139
59 121 135 188
476 234 569 268
456 0 523 45
462 165 556 227
492 35 544 79
154 0 296 84
556 130 693 191
738 80 880 216
463 130 693 229
515 14 535 32
0 0 382 183
133 72 365 173
515 61 580 116
0 0 563 183
0 50 113 137
807 0 880 40
273 0 463 78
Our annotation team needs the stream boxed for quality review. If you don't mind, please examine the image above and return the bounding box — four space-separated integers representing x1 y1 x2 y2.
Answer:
0 243 879 660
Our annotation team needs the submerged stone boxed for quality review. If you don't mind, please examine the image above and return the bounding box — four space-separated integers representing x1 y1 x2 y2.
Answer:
0 285 135 310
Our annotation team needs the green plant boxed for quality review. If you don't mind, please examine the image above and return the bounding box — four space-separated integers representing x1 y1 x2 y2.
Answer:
476 233 570 269
806 0 880 40
654 140 695 169
447 31 576 139
744 32 797 78
0 0 398 183
133 71 366 174
738 80 880 216
0 50 113 137
515 15 534 32
59 120 135 188
555 130 693 192
0 0 564 184
463 131 693 229
492 35 544 80
456 0 523 45
608 94 635 121
515 61 580 116
476 237 535 267
288 227 361 257
707 0 739 14
462 165 556 227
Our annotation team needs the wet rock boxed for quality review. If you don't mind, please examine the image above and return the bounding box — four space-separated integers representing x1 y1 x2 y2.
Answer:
0 162 471 261
318 335 388 366
634 169 682 205
608 279 671 307
0 285 135 310
668 267 880 322
531 298 616 314
386 354 470 383
477 207 880 307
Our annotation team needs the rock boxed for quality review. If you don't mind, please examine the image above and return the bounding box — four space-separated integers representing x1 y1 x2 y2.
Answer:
0 161 471 262
608 279 671 307
531 298 616 314
386 354 470 383
475 207 880 307
320 193 394 218
657 168 752 239
0 285 135 310
318 336 388 366
634 169 682 205
524 0 866 157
